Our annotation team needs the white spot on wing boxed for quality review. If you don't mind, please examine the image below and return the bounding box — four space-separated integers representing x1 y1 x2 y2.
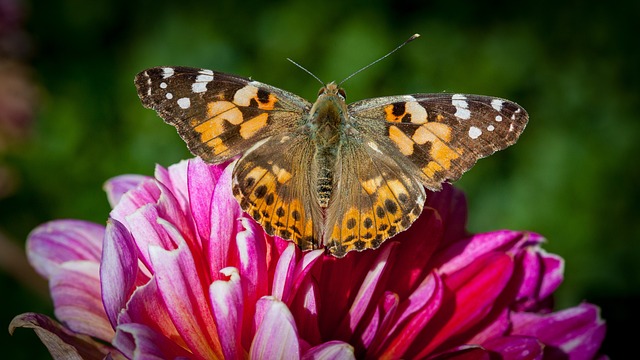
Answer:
177 97 191 109
165 92 173 99
491 99 503 112
160 82 167 89
162 67 174 78
192 82 207 93
495 115 503 122
468 126 482 139
452 94 471 120
196 74 214 82
487 125 495 131
199 69 214 76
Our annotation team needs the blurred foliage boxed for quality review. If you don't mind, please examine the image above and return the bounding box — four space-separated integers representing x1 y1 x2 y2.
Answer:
1 0 638 358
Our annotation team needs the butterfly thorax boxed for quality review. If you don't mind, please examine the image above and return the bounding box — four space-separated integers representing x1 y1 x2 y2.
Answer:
309 82 348 208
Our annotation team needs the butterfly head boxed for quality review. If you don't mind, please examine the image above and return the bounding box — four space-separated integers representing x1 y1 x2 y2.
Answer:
318 82 347 101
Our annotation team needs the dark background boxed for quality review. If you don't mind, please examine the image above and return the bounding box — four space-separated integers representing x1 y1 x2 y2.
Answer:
1 0 637 358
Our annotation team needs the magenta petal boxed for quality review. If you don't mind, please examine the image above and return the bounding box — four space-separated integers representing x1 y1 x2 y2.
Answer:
271 243 297 301
109 179 161 226
208 161 244 276
483 336 543 360
27 220 104 278
187 157 219 245
302 341 355 360
118 278 181 346
155 160 190 211
515 247 564 310
290 276 322 344
250 297 300 359
339 244 395 339
103 174 149 209
125 204 176 270
210 267 245 360
511 303 606 359
374 273 443 359
9 312 115 360
149 227 223 359
50 261 114 342
113 323 193 360
101 219 138 328
234 217 268 306
435 230 523 275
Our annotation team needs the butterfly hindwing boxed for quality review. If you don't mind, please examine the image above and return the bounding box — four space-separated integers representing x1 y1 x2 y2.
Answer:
324 137 426 257
349 93 528 189
231 133 323 251
135 66 311 163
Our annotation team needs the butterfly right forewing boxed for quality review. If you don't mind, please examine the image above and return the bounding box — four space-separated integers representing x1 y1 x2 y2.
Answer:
349 93 528 190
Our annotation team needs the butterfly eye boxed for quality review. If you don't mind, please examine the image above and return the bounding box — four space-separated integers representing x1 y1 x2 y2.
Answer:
338 88 347 100
318 87 326 96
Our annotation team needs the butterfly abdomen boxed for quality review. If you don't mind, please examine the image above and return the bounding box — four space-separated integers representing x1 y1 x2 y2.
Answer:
315 146 336 208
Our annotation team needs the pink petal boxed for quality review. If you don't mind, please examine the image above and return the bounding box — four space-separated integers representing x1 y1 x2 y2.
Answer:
250 297 300 360
511 303 606 359
466 309 510 344
338 243 396 340
50 261 114 342
118 278 181 347
27 220 104 278
386 207 443 297
125 204 177 270
416 252 515 357
9 312 116 360
210 267 245 359
290 276 321 344
109 179 161 226
234 217 268 306
113 323 193 359
358 291 399 349
101 219 138 328
271 243 297 301
208 161 244 277
187 157 220 246
149 225 222 359
271 243 322 304
435 230 523 275
483 336 543 360
103 174 149 209
514 247 564 311
303 341 355 360
155 160 190 212
234 217 269 347
373 273 443 359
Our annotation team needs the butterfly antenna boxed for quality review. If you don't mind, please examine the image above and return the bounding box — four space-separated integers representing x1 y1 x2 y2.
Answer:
339 33 420 86
287 58 325 86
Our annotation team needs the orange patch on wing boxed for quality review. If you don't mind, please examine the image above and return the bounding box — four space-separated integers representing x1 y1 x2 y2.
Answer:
388 125 414 156
412 122 452 144
239 113 269 139
361 176 383 195
193 101 243 142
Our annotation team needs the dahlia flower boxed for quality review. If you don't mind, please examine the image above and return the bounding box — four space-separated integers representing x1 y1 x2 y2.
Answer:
10 158 606 359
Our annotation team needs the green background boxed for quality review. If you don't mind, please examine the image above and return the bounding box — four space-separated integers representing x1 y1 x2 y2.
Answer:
2 0 637 358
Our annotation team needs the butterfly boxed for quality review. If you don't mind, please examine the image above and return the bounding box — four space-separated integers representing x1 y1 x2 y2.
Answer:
134 35 528 257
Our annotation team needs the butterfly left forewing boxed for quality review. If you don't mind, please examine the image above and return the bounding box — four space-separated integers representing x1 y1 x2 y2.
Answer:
349 93 528 189
135 66 311 163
